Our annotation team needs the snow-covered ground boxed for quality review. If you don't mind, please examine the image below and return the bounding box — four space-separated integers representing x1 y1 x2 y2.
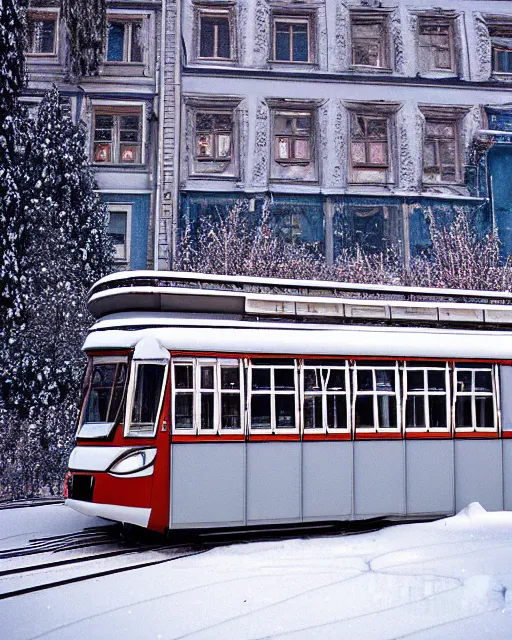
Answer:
1 503 512 639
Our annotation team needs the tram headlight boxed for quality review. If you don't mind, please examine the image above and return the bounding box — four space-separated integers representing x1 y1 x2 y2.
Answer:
109 448 157 475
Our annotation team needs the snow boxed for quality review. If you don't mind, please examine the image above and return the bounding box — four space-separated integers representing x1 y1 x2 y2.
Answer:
91 270 512 301
2 503 512 639
83 323 512 360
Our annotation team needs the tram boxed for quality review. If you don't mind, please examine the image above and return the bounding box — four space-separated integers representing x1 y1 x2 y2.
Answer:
65 271 512 534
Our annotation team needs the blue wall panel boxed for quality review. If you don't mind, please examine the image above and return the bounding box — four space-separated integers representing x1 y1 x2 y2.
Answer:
101 193 150 269
489 146 512 257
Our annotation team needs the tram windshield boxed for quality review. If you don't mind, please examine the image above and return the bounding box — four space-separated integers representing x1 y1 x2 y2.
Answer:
80 360 128 435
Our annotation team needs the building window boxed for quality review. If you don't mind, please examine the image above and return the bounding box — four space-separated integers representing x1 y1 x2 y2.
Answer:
350 13 388 68
423 118 459 183
418 18 455 73
404 362 450 432
171 358 244 435
107 205 131 262
26 12 57 55
351 114 388 168
274 112 312 164
196 112 232 161
489 24 512 73
454 364 497 432
106 19 144 63
272 17 311 63
249 360 298 434
343 205 397 254
352 362 400 433
303 361 350 433
198 10 232 60
93 108 143 164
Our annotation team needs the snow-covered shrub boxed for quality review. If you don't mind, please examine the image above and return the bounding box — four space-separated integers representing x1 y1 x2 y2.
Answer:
177 201 512 293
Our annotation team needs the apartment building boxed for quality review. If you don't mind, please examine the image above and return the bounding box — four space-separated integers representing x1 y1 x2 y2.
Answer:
24 0 512 268
24 0 163 269
169 0 512 266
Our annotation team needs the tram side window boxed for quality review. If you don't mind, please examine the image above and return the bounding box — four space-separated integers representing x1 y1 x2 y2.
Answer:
353 361 400 432
174 363 194 430
83 361 127 424
126 363 167 436
454 363 497 431
249 360 298 433
404 362 450 432
303 360 350 432
172 359 244 434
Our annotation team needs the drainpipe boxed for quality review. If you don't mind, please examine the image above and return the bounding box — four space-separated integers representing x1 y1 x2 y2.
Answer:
153 0 167 271
170 0 182 268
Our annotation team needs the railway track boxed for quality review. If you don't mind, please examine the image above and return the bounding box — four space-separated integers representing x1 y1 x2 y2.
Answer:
0 516 408 601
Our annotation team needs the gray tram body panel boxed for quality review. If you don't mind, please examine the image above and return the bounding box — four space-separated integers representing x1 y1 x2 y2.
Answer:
169 438 507 529
169 365 512 529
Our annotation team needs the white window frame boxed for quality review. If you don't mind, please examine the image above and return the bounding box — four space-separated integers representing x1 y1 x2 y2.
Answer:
106 14 146 64
107 203 132 263
171 358 245 435
124 360 168 438
248 361 299 435
403 362 451 433
352 361 401 434
301 361 351 435
453 364 499 433
272 16 312 64
91 102 146 166
197 8 233 61
26 9 59 57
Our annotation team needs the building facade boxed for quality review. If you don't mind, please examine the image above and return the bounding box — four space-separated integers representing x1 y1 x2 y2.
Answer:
24 0 512 269
25 0 164 269
175 0 512 266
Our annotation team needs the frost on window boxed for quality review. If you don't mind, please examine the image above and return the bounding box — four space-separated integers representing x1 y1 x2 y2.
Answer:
83 363 127 424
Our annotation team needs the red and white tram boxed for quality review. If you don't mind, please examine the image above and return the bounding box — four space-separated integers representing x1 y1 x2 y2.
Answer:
65 271 512 534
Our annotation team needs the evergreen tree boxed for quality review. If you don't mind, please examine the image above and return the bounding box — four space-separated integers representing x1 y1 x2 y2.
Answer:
0 87 114 498
5 85 114 412
61 0 107 79
0 0 29 341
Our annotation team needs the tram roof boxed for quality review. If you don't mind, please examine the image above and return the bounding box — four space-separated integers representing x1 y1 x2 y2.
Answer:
83 323 512 360
88 271 512 329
